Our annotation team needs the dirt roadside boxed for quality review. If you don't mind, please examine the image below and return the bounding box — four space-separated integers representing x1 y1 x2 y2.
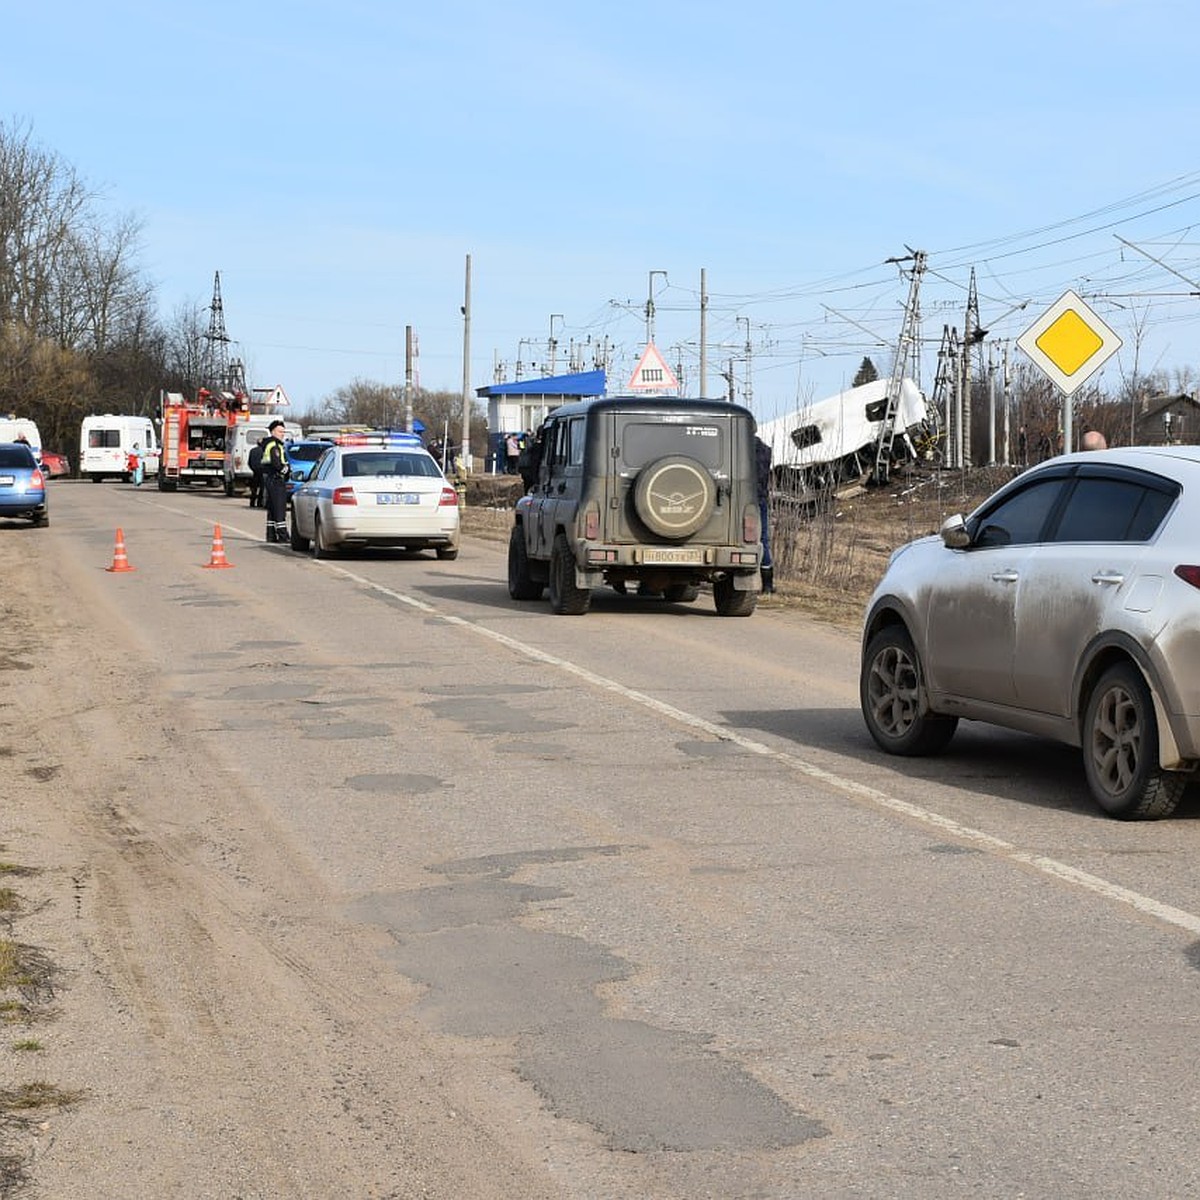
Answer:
0 524 562 1199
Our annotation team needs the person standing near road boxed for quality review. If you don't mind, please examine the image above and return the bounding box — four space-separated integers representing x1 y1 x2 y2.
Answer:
127 443 144 487
260 420 290 542
1081 428 1108 451
755 435 775 594
247 436 266 508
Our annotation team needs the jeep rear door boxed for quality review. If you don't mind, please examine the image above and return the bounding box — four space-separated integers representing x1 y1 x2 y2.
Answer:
533 415 585 557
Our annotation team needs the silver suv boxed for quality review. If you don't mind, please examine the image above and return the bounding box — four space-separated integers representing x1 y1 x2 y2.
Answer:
860 446 1200 818
507 395 763 616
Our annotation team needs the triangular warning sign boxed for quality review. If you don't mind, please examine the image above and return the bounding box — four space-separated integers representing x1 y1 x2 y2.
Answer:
253 384 291 407
626 342 679 392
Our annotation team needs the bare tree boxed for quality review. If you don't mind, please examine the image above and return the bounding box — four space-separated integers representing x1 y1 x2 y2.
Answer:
0 119 92 334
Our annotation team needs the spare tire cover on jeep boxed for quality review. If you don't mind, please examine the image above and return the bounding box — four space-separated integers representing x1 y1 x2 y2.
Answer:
632 456 717 539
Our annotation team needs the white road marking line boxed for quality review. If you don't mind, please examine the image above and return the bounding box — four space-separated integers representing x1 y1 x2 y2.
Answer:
324 563 1200 940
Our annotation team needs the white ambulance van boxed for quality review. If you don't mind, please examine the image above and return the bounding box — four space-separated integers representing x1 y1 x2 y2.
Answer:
80 415 161 482
0 416 43 457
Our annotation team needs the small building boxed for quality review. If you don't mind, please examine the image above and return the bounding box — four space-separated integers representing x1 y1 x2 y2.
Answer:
476 369 606 473
1135 392 1200 445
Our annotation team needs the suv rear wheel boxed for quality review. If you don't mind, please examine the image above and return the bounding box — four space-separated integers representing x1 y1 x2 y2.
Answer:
1082 662 1187 820
713 574 757 617
549 532 591 615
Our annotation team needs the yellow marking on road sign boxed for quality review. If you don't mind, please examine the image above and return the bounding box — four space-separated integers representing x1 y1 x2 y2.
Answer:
1035 308 1104 377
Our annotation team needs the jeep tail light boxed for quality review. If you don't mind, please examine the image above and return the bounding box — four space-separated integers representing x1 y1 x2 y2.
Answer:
743 505 761 543
332 486 357 506
1175 565 1200 590
439 485 459 507
584 507 599 539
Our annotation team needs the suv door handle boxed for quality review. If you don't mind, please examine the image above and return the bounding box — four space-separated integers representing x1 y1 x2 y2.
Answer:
1091 571 1125 586
990 570 1019 583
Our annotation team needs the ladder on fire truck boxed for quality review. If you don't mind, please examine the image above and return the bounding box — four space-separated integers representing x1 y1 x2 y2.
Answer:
871 248 927 485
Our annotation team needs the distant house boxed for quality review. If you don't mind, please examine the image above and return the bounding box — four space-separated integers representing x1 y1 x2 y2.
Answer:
1135 392 1200 445
476 369 606 473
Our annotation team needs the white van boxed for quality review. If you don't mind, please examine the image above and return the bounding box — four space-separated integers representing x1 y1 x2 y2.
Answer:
0 416 43 456
224 417 302 495
80 415 160 482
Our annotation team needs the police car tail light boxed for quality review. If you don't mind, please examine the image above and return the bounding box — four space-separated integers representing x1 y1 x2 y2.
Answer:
31 467 45 488
439 486 458 507
332 486 357 506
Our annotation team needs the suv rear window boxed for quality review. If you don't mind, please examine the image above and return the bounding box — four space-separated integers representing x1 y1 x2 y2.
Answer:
1052 476 1178 543
620 421 725 469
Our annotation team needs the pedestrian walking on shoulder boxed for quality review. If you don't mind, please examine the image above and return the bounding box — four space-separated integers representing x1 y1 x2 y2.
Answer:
247 437 266 507
260 420 290 542
755 435 775 594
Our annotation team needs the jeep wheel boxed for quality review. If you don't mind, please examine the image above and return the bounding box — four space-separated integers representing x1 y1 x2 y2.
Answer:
549 532 590 615
713 575 756 617
633 456 716 539
508 525 544 600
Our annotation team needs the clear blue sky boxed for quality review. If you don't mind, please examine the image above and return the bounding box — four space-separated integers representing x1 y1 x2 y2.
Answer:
6 0 1200 422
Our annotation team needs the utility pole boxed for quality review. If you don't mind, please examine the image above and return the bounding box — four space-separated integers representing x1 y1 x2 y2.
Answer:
548 314 563 376
460 253 471 472
1002 340 1011 465
986 342 997 465
699 268 709 398
404 325 414 433
646 270 667 345
737 316 752 409
872 248 926 483
960 267 982 470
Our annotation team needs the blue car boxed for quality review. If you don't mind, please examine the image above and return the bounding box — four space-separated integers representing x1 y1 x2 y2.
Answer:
0 442 48 526
285 439 334 497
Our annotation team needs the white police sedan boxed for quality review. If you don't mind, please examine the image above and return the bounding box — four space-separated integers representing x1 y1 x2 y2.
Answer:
288 433 460 559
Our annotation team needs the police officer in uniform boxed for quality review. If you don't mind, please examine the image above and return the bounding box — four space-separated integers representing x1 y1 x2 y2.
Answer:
260 419 290 542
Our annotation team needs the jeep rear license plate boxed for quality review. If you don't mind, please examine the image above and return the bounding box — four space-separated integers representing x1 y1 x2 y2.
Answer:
377 492 419 505
642 548 704 565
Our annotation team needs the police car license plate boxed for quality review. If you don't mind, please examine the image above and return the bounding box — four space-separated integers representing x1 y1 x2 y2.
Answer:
0 476 13 486
377 492 419 505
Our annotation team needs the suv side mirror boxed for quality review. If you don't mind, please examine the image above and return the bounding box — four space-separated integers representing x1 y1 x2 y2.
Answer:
940 513 970 549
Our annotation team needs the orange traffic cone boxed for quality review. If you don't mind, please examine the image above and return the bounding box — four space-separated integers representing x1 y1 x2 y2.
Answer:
105 527 136 573
202 523 234 569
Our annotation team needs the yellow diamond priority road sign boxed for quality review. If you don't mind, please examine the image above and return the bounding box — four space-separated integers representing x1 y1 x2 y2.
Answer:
1016 289 1123 396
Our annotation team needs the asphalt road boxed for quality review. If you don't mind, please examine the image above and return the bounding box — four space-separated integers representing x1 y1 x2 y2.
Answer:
5 480 1200 1198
